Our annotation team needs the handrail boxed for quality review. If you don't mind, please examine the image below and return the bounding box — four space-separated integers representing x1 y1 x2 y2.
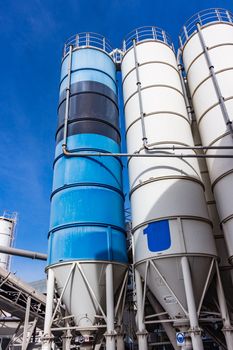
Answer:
63 32 114 57
122 26 174 52
179 8 233 47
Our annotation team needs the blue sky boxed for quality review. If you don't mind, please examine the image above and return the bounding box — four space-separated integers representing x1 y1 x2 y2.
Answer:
0 0 232 282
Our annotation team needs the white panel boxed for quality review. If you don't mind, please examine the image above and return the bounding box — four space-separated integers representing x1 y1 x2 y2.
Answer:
192 70 233 119
126 116 193 153
183 23 233 70
121 41 177 78
123 63 182 102
124 87 188 129
134 219 215 263
128 151 201 189
130 179 209 228
187 45 233 95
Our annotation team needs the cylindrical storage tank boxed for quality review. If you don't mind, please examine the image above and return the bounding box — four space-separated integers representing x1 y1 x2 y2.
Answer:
0 216 14 270
47 33 127 334
192 117 233 314
180 8 233 264
121 27 217 320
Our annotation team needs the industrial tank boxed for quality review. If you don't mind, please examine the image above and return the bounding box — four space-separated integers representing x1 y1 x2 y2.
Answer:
179 8 233 264
121 26 217 344
46 33 127 343
0 212 16 270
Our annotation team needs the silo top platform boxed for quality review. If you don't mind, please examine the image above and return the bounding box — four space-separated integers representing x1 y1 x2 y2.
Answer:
122 26 174 52
179 8 233 47
63 32 114 57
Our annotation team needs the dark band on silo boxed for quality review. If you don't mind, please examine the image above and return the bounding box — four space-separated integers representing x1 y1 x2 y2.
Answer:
56 119 121 144
59 81 118 106
57 80 120 143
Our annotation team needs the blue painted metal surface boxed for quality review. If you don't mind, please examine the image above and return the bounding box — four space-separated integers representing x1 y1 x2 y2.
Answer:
60 48 117 94
48 45 127 265
143 220 171 252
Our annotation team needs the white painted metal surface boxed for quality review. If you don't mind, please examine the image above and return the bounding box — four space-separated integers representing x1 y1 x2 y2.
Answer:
52 262 127 330
181 18 233 263
192 117 233 313
0 214 16 270
121 29 217 324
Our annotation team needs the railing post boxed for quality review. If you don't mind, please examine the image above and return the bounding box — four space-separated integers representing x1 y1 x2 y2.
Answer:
162 30 167 44
152 27 156 40
75 34 79 47
184 26 189 40
87 33 90 46
226 10 232 23
215 9 221 21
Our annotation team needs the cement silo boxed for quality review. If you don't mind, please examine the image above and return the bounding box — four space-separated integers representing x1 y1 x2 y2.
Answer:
0 212 17 270
179 8 233 265
121 27 217 350
43 33 128 350
190 112 233 350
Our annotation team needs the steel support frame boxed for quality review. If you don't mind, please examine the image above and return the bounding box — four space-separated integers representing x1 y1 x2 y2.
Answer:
42 262 128 350
105 264 116 350
215 260 233 350
181 256 204 350
134 269 148 350
134 256 216 350
22 296 31 350
115 270 128 350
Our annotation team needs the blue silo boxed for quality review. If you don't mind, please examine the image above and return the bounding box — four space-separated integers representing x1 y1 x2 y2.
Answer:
44 33 128 347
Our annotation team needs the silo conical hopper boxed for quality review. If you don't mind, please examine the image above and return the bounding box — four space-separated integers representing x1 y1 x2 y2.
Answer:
121 26 217 350
43 33 128 350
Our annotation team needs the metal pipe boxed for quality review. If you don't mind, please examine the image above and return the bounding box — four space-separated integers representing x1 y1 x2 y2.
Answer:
135 269 148 350
105 264 116 350
62 45 73 152
0 245 47 260
215 261 233 349
22 296 31 350
196 22 233 138
62 149 233 158
42 269 55 350
132 38 148 147
177 48 193 122
181 256 204 350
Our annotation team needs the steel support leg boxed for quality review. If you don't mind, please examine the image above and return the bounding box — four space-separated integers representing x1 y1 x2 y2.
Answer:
147 291 179 350
216 263 233 350
42 268 55 350
22 296 31 350
62 320 72 350
105 264 116 350
181 257 204 350
179 327 192 350
116 332 125 350
135 269 148 350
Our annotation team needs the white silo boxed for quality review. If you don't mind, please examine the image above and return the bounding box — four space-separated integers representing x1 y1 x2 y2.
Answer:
190 114 233 349
121 27 217 350
0 212 17 270
179 8 233 265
